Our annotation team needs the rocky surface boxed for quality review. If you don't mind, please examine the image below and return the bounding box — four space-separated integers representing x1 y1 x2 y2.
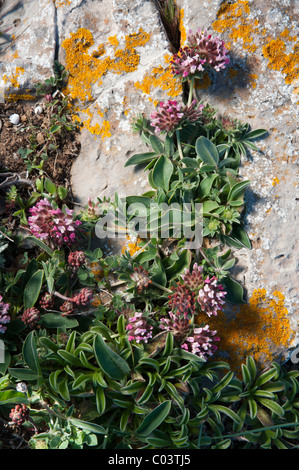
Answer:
0 0 298 367
0 0 56 96
177 0 299 359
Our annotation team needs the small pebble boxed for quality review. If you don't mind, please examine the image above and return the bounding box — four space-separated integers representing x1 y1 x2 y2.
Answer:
34 105 43 115
9 113 20 125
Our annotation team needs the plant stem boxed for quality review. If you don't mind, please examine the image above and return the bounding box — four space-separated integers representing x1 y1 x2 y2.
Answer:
150 280 172 294
176 129 184 160
188 77 195 106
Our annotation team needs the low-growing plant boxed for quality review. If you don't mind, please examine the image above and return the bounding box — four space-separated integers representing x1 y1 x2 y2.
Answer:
0 24 295 451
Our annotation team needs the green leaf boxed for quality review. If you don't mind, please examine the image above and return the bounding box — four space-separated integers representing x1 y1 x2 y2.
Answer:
93 335 130 380
136 400 172 437
162 332 174 357
222 276 245 304
210 370 234 394
228 180 250 202
39 337 60 353
57 350 82 367
23 270 44 309
256 398 284 417
124 152 157 167
211 405 241 425
198 174 218 197
221 225 251 250
149 134 164 154
95 387 106 415
58 186 68 200
44 178 57 195
195 136 219 166
69 418 106 435
23 331 41 374
202 200 219 213
0 352 11 375
248 398 258 419
137 383 154 405
65 331 77 354
152 155 173 192
0 390 29 405
72 374 92 390
8 368 39 381
39 313 78 329
246 356 257 382
245 129 268 140
50 124 62 134
164 134 175 158
255 368 278 387
58 377 70 401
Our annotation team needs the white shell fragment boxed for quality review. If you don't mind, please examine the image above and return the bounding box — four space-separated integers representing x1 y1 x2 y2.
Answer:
9 114 20 125
34 105 43 115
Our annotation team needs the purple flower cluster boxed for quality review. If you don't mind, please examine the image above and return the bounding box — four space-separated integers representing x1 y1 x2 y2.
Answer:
197 276 226 317
0 295 10 334
159 262 226 360
126 312 153 344
181 325 220 360
150 99 204 133
171 29 230 79
28 198 81 247
182 264 227 317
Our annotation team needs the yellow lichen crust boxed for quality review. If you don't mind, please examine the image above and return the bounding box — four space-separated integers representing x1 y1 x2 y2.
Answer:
212 0 258 53
62 27 151 103
61 27 151 138
134 54 182 100
2 66 25 89
198 289 294 373
122 235 144 256
262 34 299 85
213 1 299 87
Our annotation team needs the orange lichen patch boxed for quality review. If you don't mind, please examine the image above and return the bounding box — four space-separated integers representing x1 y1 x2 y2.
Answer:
61 27 151 103
90 263 105 283
248 73 258 89
122 95 131 115
179 8 187 46
124 29 151 50
122 235 144 256
198 289 294 373
272 176 280 186
2 66 24 89
6 92 34 102
134 54 182 99
108 35 119 47
262 37 299 85
212 0 258 52
53 0 71 7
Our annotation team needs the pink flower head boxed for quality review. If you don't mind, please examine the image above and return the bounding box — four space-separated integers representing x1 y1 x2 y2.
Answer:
126 312 153 344
150 100 184 133
159 311 191 341
181 262 204 290
197 276 227 317
181 324 220 360
28 198 81 247
171 28 229 79
150 99 204 134
168 282 196 317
